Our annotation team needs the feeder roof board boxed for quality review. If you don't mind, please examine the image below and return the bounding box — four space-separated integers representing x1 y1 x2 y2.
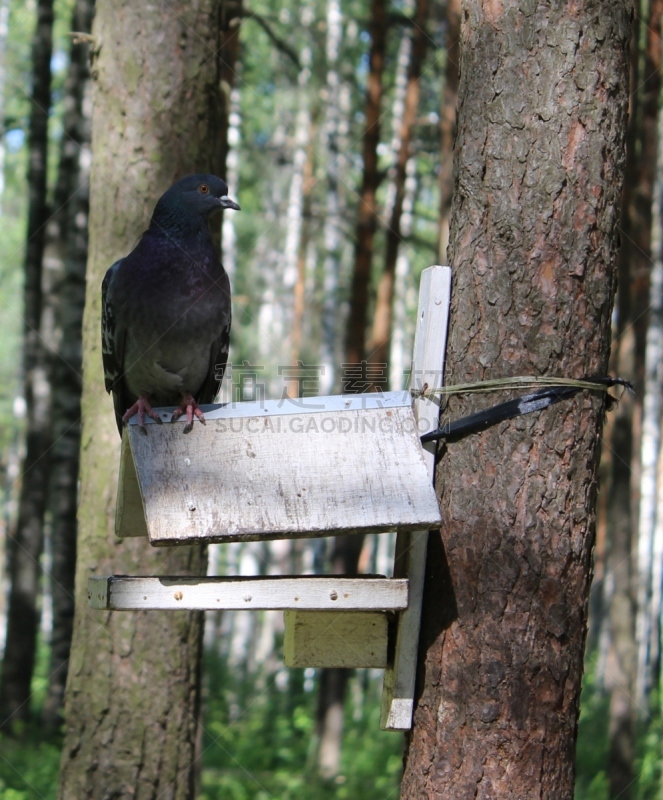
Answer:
116 391 442 545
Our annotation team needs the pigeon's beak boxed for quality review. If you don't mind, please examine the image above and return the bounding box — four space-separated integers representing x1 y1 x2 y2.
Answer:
219 195 241 211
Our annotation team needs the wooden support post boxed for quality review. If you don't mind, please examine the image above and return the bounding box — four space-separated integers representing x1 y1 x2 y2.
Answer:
380 265 451 731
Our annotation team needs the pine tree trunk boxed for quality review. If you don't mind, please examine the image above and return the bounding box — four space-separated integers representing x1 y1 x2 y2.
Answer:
400 3 631 798
436 0 460 264
344 0 387 367
0 0 54 729
41 0 95 731
369 0 428 389
58 1 224 795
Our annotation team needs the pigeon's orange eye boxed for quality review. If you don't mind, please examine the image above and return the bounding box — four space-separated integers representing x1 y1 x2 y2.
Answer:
199 184 209 194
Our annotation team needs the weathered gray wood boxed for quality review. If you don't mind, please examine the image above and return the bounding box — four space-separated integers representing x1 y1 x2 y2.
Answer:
381 265 451 731
117 392 441 544
283 611 388 668
88 575 408 611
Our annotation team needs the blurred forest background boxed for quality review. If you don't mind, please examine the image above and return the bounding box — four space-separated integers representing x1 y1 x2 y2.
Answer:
0 0 661 798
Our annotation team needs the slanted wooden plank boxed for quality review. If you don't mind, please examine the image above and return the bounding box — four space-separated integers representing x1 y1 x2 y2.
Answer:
88 575 408 611
283 611 388 668
115 431 148 538
381 265 451 731
118 392 441 544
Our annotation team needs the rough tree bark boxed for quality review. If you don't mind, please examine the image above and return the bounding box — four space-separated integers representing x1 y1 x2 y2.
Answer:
0 0 54 729
369 0 428 389
58 1 224 796
401 3 631 798
344 0 387 367
42 0 95 731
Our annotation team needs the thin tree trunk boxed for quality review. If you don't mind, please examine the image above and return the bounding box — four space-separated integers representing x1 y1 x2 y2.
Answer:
315 533 365 779
437 0 460 264
400 3 631 798
634 0 663 703
283 55 312 341
320 0 344 393
291 129 315 363
344 0 387 367
369 0 428 390
216 0 242 261
604 2 661 792
605 408 637 797
0 0 54 730
58 1 224 795
41 0 95 731
316 0 368 727
221 87 241 282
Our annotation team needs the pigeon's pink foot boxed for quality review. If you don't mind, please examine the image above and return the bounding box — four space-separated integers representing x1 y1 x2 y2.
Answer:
171 392 206 434
122 393 163 434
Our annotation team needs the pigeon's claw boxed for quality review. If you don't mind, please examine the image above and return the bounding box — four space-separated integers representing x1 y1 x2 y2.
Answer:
171 392 206 434
122 393 163 434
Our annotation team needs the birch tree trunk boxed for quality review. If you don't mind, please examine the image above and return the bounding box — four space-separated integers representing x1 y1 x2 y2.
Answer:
217 0 242 264
401 3 631 798
0 0 54 729
58 1 224 795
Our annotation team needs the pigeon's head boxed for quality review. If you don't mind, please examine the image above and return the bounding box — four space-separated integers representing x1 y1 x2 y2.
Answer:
151 174 240 230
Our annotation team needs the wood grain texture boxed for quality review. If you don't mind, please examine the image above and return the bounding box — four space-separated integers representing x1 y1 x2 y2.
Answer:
381 266 451 730
283 611 388 668
88 575 408 612
119 395 441 544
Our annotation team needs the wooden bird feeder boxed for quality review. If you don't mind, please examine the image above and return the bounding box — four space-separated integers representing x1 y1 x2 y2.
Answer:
88 265 452 731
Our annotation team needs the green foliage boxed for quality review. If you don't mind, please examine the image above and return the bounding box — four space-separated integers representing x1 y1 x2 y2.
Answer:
575 661 663 800
199 649 403 800
0 636 60 799
0 733 60 800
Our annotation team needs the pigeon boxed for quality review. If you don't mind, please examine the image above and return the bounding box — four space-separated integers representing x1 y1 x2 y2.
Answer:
101 174 240 435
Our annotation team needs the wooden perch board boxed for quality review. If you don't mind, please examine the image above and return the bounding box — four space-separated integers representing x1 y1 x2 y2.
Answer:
116 392 442 545
88 575 408 611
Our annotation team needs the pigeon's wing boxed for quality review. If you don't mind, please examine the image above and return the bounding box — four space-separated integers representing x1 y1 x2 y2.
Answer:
196 267 232 403
101 259 128 433
198 313 231 405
